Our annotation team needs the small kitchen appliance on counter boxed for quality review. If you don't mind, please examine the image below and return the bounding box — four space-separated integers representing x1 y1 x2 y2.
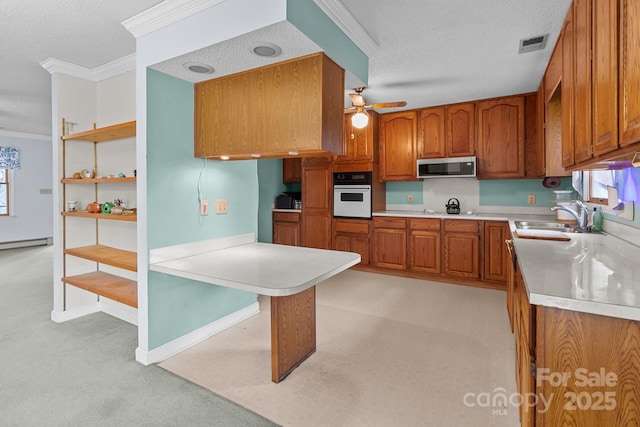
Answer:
275 192 301 209
445 198 461 214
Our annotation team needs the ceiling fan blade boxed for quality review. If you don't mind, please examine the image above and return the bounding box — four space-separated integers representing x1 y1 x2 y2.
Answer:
344 107 357 113
366 101 407 109
349 93 365 107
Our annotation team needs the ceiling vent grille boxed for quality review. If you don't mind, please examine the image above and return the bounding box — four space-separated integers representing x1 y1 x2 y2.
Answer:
519 34 548 54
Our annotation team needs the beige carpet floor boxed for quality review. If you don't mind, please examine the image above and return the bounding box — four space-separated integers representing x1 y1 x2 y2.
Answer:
159 269 519 427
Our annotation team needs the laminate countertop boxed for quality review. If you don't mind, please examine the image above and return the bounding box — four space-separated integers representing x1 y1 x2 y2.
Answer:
373 210 556 222
509 222 640 321
150 240 360 297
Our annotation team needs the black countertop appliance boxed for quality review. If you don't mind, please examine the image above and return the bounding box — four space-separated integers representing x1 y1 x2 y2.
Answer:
276 192 301 209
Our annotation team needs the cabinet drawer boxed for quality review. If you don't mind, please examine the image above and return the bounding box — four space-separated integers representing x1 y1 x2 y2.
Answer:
273 212 300 223
444 219 479 233
373 217 407 229
335 219 370 235
409 218 441 231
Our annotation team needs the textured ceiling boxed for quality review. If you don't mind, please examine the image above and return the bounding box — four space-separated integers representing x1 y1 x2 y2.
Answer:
0 0 162 136
1 0 571 137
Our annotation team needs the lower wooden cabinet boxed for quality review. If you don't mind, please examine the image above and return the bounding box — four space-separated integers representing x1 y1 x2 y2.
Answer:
510 261 640 426
408 218 441 274
443 219 480 279
372 217 407 269
334 219 370 265
483 221 509 285
272 211 300 246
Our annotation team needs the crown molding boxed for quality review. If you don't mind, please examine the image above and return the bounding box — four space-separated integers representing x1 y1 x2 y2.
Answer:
0 129 51 141
313 0 378 56
122 0 226 38
40 54 135 82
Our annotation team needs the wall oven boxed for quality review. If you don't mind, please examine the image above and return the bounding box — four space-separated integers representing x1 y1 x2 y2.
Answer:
333 172 372 219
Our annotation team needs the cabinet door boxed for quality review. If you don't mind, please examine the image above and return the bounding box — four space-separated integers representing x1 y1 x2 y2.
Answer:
379 111 417 181
273 221 300 246
573 0 592 164
334 234 350 252
445 103 475 157
301 164 332 249
417 106 446 158
483 222 509 284
524 92 545 178
373 228 407 270
620 0 640 146
592 0 619 157
476 97 525 178
564 6 584 169
444 232 479 278
282 158 302 183
351 236 370 265
409 230 441 274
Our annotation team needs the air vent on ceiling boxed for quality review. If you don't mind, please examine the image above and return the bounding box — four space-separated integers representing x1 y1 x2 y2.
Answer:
518 34 548 54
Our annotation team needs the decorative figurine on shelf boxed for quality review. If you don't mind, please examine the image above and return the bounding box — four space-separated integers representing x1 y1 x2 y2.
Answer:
110 198 125 215
80 168 94 179
101 202 113 214
118 172 126 178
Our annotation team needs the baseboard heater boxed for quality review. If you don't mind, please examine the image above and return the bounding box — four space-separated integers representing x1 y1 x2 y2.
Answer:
0 238 52 251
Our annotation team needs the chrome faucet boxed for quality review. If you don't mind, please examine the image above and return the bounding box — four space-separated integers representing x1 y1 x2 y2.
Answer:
551 200 589 229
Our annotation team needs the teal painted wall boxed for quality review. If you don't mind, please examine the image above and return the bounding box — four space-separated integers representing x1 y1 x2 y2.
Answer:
287 0 368 84
146 69 258 349
386 181 424 205
479 178 574 207
257 159 287 243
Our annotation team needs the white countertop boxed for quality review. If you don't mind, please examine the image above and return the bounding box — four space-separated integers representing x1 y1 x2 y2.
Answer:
150 239 360 297
510 222 640 320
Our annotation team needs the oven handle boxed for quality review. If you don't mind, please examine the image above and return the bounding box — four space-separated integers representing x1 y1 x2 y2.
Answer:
334 187 371 191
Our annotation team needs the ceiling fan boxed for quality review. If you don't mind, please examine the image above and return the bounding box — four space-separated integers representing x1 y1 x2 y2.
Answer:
344 87 407 129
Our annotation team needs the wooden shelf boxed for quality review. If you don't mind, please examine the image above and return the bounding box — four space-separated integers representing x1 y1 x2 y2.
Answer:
61 177 136 184
61 121 136 142
62 271 137 308
65 245 137 272
62 211 137 222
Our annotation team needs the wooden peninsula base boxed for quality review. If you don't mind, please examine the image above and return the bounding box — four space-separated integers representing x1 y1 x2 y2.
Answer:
271 286 316 383
149 234 359 384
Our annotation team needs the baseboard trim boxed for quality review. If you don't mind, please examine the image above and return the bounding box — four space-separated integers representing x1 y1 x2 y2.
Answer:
51 304 101 323
0 238 50 251
135 302 260 366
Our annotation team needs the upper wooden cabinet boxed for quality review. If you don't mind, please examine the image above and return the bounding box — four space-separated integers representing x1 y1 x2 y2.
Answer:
417 106 446 158
592 0 618 157
282 158 302 183
379 111 418 181
194 53 344 160
551 0 640 170
335 111 379 170
476 96 525 178
620 0 640 147
417 103 475 159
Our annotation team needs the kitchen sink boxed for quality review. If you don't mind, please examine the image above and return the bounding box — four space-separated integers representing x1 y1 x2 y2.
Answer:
514 221 581 233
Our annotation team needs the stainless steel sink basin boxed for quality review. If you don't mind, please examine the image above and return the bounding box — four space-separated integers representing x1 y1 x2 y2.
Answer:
514 221 580 233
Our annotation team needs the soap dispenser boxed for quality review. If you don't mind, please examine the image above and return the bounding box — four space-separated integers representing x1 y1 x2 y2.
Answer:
592 206 603 231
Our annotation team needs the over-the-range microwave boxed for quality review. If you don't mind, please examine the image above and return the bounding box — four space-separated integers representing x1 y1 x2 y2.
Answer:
417 156 476 179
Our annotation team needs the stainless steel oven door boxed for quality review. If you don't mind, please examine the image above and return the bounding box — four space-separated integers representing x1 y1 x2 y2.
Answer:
333 185 372 218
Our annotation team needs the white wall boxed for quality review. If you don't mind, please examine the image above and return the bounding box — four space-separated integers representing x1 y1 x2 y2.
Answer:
0 132 53 243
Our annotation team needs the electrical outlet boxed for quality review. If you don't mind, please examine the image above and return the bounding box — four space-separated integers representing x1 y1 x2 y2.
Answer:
407 194 413 203
215 199 228 214
528 194 536 205
200 200 209 216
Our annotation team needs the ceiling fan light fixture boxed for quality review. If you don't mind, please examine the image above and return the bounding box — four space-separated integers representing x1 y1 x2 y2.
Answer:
351 108 369 129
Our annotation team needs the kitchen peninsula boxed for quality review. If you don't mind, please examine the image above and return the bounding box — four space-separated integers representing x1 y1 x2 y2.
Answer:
149 233 360 382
